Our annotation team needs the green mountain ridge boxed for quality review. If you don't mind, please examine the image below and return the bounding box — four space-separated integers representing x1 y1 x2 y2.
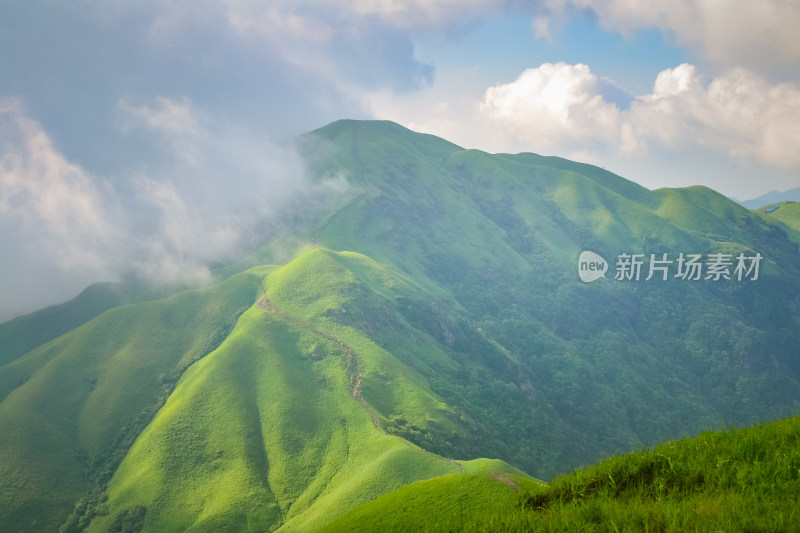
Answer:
2 119 799 532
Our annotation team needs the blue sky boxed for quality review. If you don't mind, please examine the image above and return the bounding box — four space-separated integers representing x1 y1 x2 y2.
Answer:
1 0 800 319
415 13 686 95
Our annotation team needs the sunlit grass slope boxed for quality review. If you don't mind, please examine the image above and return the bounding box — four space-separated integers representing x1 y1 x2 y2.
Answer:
320 459 541 533
87 248 507 532
263 248 462 431
325 415 800 532
324 417 800 533
0 268 268 532
759 201 800 233
489 414 800 531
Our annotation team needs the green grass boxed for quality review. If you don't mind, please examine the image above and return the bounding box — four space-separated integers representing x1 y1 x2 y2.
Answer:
320 459 541 532
4 120 800 532
758 201 800 232
0 282 151 367
325 414 800 532
0 268 269 532
493 414 800 531
86 286 469 532
263 248 463 434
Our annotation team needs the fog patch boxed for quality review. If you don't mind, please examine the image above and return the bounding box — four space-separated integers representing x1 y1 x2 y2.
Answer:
0 97 353 322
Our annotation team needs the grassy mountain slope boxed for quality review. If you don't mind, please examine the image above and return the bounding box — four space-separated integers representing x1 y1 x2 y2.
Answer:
86 248 504 532
320 459 540 533
758 201 800 233
325 414 800 532
299 120 800 476
0 282 148 367
515 414 800 531
0 269 266 532
2 119 800 531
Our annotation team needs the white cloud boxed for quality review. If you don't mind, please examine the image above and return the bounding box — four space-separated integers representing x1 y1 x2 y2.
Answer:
117 97 204 168
0 98 118 273
481 62 621 150
369 61 800 194
551 0 800 78
0 98 123 320
118 96 199 136
531 15 551 41
378 61 800 167
628 64 800 167
0 96 354 320
115 96 354 283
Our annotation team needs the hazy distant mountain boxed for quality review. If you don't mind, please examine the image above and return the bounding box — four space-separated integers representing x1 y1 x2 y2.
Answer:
734 186 800 208
2 120 799 532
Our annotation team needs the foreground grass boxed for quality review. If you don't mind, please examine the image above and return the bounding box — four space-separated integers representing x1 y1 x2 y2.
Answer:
323 414 800 532
320 459 540 533
474 415 800 531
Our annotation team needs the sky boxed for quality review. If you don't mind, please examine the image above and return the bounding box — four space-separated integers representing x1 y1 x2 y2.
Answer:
1 0 800 320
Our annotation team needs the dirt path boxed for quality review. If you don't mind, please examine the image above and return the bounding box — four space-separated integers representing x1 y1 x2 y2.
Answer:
256 292 380 428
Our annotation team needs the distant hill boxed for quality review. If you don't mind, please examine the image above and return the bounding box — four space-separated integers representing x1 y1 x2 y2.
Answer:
2 120 800 532
735 186 800 208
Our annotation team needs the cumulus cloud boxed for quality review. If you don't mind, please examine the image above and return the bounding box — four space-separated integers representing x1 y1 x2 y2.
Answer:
374 60 800 165
627 64 800 166
548 0 800 79
481 62 621 150
0 97 352 321
369 59 800 199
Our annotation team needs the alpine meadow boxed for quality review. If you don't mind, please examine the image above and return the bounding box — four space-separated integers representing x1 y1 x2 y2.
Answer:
2 120 800 532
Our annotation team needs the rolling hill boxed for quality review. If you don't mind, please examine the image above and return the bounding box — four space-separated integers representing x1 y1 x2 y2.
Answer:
1 120 799 532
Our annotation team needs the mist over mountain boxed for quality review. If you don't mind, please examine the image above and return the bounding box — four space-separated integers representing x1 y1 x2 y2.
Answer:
1 120 799 532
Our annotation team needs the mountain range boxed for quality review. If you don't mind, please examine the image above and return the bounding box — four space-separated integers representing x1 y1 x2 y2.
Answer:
734 187 800 209
1 120 799 532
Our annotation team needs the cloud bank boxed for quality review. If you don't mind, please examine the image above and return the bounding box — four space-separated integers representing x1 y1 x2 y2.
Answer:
369 60 800 193
546 0 800 79
0 97 350 321
481 62 800 167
